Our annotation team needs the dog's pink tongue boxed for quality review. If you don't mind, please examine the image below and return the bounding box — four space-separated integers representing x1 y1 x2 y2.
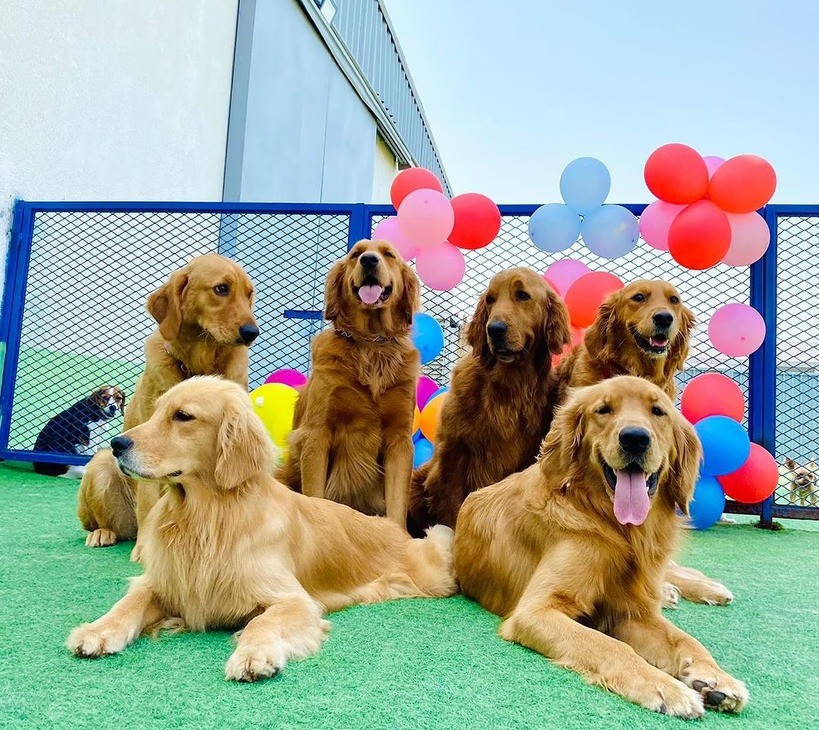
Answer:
358 285 383 305
613 469 651 526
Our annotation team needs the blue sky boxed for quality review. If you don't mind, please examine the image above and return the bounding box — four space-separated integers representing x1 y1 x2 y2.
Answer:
383 0 819 204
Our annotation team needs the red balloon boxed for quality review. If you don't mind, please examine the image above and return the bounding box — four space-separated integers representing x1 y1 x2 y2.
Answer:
565 272 624 328
668 200 731 270
552 325 585 368
390 168 444 210
644 144 709 204
681 373 745 424
448 193 502 250
718 443 778 504
708 155 777 214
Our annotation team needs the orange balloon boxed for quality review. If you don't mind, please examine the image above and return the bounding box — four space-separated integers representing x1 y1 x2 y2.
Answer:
564 272 624 328
708 155 777 214
419 393 447 444
668 200 731 270
644 143 709 204
412 406 421 434
552 325 585 367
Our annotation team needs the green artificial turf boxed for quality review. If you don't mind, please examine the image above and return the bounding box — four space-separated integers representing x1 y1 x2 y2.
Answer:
0 461 817 730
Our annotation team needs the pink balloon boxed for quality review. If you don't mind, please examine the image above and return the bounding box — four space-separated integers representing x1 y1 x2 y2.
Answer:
703 156 726 179
639 200 686 251
723 212 771 267
543 259 590 296
709 303 766 357
415 241 466 291
397 189 455 246
265 368 308 389
372 216 420 261
416 375 439 410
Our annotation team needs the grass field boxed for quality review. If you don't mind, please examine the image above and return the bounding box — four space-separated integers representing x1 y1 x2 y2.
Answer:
0 460 817 729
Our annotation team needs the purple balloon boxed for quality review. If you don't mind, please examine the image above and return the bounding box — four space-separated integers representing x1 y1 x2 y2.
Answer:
265 368 308 389
703 156 725 179
416 375 439 410
543 259 590 296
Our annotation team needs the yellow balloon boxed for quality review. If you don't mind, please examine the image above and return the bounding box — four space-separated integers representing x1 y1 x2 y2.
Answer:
250 383 299 448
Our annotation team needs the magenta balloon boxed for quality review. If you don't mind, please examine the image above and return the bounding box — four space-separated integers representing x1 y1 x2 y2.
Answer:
708 303 766 357
416 376 439 410
397 189 455 246
372 216 420 261
543 259 590 296
703 156 726 179
639 200 686 251
416 241 466 291
265 369 308 388
723 212 771 266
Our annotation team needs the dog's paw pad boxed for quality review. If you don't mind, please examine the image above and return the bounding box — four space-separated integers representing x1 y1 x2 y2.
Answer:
225 645 287 682
66 624 121 658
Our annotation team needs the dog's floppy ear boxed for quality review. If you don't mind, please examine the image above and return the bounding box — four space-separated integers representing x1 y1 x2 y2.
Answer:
147 271 188 341
214 390 273 490
583 292 620 360
466 293 494 367
665 305 696 377
666 413 703 516
785 457 796 470
539 388 585 475
323 261 345 322
398 263 421 325
535 285 572 369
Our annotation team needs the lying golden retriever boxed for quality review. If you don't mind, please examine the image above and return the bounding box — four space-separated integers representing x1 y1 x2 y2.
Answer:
454 377 748 718
408 268 570 534
67 377 456 680
279 239 420 526
77 254 258 557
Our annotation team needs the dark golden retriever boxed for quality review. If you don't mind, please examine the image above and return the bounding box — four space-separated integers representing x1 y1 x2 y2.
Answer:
77 254 258 558
408 268 570 534
67 377 456 681
454 377 748 718
279 239 420 526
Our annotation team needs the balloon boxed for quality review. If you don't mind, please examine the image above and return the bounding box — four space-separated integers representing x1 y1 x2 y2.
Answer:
397 189 455 246
723 212 771 266
412 406 422 435
709 303 766 357
250 383 299 448
448 193 501 250
639 200 685 251
264 368 308 389
668 200 731 270
708 155 777 214
718 443 778 503
411 313 444 364
565 272 624 328
416 375 440 410
681 373 745 424
688 475 726 529
543 259 590 296
581 205 639 259
413 437 435 469
390 168 443 210
644 143 709 204
419 392 447 443
372 216 420 261
703 156 725 179
552 325 585 368
529 203 581 253
695 416 751 477
559 157 611 215
429 386 449 401
415 241 466 291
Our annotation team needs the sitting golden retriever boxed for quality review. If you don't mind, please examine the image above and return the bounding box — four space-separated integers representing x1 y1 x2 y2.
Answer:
279 239 420 526
408 268 570 534
67 377 456 681
454 377 748 718
77 254 258 557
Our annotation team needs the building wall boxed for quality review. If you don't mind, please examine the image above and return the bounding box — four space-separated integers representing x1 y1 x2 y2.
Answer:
372 134 398 203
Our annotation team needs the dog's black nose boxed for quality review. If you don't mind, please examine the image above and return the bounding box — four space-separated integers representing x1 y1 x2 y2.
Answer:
619 427 651 455
359 253 379 270
110 435 133 458
239 324 260 344
653 311 674 329
487 320 508 340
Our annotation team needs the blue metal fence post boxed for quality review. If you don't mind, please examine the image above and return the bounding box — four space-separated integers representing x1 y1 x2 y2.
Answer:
347 204 369 251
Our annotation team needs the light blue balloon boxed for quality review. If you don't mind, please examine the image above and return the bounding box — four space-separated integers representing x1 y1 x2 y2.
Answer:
688 475 726 530
695 416 751 476
581 205 640 259
560 157 612 215
411 313 444 365
413 437 435 469
528 203 581 253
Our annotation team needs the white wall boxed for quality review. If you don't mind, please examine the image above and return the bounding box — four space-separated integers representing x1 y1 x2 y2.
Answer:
372 134 398 203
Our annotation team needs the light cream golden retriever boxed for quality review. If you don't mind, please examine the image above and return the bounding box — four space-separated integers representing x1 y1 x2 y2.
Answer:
454 376 748 718
67 377 456 681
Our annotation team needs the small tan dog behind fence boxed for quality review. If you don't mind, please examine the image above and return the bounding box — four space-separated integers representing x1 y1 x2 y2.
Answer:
67 377 456 681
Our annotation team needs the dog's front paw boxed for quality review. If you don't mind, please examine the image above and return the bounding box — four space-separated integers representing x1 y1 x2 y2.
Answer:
66 623 127 658
661 582 680 609
130 543 142 563
85 529 117 548
682 660 749 713
225 643 288 682
644 675 704 719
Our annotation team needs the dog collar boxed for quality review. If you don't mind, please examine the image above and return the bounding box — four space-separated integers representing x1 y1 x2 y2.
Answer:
333 328 396 344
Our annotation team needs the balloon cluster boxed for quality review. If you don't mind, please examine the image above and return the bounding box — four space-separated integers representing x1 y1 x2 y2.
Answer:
529 158 639 259
372 168 502 292
412 375 448 467
642 144 776 269
681 373 777 529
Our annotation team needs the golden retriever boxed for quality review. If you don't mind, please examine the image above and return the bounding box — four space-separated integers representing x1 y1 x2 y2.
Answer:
67 377 456 680
454 377 748 718
77 254 258 557
408 268 570 534
278 239 420 527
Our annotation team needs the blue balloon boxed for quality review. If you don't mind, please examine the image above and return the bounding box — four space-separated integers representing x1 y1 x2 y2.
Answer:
411 313 444 365
688 475 726 530
695 416 751 476
413 437 435 468
560 157 611 215
528 203 581 253
581 205 640 259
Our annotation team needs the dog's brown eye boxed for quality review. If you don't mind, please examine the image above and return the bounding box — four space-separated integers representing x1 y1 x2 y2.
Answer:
669 295 679 304
383 251 395 259
632 293 646 303
213 284 229 296
515 290 530 302
596 405 612 415
172 410 194 422
652 405 667 417
351 251 361 259
485 296 496 305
